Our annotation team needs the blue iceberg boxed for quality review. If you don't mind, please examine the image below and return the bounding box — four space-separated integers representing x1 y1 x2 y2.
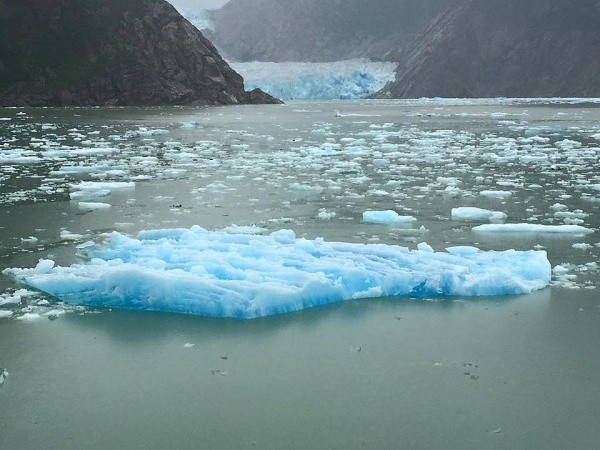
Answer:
4 226 552 319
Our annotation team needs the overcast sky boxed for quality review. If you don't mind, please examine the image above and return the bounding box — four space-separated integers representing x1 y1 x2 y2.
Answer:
168 0 229 10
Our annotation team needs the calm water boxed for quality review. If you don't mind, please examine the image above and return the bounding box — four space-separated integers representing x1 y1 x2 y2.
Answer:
1 100 599 449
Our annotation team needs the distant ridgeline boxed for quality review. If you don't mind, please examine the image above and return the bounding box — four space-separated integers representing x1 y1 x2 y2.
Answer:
376 0 600 98
0 0 278 106
206 0 600 98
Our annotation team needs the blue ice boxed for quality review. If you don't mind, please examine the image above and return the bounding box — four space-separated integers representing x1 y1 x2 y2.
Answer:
231 59 397 100
4 226 552 319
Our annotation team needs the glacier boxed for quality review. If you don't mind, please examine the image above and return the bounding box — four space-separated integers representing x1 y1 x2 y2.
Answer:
230 59 397 100
4 226 552 319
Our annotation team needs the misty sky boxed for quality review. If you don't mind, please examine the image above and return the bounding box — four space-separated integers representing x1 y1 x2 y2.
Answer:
168 0 229 10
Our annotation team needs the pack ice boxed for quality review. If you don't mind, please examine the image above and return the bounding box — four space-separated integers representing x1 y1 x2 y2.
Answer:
4 227 552 319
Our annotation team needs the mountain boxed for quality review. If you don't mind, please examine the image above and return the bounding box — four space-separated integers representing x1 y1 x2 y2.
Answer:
0 0 279 106
206 0 457 62
376 0 600 98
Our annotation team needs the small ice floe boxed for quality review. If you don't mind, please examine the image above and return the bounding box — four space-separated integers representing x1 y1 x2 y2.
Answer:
288 182 323 192
135 127 169 136
69 181 134 201
317 209 337 220
572 243 592 250
452 207 507 222
473 224 593 234
362 210 417 225
0 310 13 319
77 202 111 211
479 190 512 200
183 343 195 348
222 225 268 235
16 312 42 321
60 230 86 241
21 236 39 243
0 368 8 386
0 288 38 306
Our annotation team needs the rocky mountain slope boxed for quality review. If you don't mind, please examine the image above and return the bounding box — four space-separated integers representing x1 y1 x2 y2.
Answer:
377 0 600 98
0 0 278 106
202 0 600 98
206 0 456 62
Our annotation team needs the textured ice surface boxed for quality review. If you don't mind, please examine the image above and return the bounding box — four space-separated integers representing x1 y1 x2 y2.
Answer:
363 210 417 224
473 224 594 234
452 207 507 221
230 59 397 100
4 227 552 319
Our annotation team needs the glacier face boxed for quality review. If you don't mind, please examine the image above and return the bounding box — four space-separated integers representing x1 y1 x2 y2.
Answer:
230 59 397 100
4 226 552 319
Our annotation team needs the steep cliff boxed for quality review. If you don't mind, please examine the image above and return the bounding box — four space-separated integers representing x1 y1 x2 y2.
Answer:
377 0 600 98
206 0 456 62
0 0 279 106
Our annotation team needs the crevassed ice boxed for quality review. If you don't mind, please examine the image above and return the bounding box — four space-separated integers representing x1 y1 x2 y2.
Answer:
4 227 552 319
230 59 397 100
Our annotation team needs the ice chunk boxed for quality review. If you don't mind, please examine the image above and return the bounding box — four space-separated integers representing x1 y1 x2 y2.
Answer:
417 242 434 252
77 202 111 211
452 207 507 222
69 181 134 202
16 313 42 321
0 310 13 319
363 210 417 224
317 209 337 220
4 226 552 319
479 190 512 200
222 225 268 235
35 260 55 274
473 224 594 234
60 230 85 241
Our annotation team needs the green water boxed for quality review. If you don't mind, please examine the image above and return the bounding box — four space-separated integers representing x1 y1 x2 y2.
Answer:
1 100 599 449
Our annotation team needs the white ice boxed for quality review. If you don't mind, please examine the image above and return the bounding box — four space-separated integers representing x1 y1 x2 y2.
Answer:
4 226 552 319
230 59 397 100
77 202 111 211
473 224 594 234
479 190 512 200
363 210 417 225
452 207 507 222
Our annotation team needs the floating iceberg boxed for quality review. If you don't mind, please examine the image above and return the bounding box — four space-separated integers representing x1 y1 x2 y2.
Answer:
363 210 417 225
452 207 507 221
230 59 397 100
473 224 594 234
4 226 552 319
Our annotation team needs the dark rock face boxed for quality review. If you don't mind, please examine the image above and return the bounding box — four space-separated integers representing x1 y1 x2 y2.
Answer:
207 0 456 62
378 0 600 98
0 0 279 106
